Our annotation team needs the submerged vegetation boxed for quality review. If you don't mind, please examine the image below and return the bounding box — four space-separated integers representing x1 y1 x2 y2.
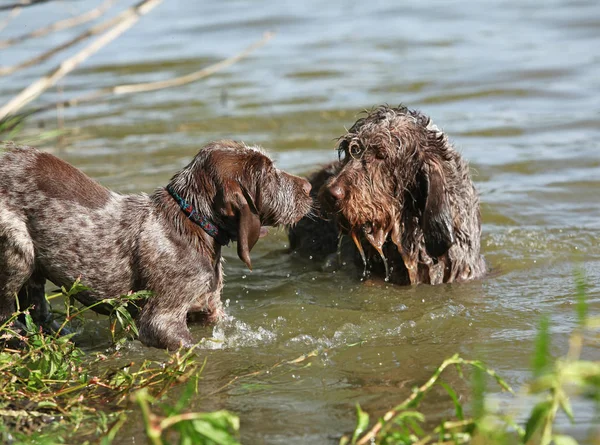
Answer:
0 274 597 444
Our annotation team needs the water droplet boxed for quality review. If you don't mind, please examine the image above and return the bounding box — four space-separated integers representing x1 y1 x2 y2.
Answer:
309 255 313 260
286 273 290 278
242 275 247 279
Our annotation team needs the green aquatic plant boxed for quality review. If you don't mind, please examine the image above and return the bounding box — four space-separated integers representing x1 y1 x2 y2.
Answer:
134 385 241 445
0 282 239 444
340 354 514 445
343 272 600 445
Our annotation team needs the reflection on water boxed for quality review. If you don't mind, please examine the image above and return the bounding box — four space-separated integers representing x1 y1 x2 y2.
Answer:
1 0 599 443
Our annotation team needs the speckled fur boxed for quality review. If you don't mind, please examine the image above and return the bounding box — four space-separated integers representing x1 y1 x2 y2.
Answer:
289 105 486 285
0 141 312 350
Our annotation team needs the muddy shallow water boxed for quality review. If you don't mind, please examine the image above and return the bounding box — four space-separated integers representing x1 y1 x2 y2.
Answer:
1 0 599 443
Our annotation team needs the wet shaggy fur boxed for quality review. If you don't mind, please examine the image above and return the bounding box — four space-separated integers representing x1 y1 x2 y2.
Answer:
0 141 312 350
289 105 485 285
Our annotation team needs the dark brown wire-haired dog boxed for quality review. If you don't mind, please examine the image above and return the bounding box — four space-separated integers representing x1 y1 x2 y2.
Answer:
0 140 312 350
289 105 485 285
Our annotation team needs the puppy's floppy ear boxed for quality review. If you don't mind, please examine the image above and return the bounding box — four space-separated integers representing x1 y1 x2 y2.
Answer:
221 181 261 270
419 161 454 258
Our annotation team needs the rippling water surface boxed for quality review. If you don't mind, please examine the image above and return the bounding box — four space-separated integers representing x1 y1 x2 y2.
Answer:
1 0 599 443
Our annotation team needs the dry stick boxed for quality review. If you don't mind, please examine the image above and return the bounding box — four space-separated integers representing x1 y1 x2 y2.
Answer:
0 0 50 11
0 0 116 49
23 31 274 117
0 1 131 76
0 6 22 32
0 0 162 121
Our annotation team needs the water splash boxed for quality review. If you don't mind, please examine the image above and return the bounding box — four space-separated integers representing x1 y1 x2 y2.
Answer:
197 314 277 350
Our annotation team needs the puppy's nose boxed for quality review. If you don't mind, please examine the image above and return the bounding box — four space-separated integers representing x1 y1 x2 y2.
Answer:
302 180 312 196
328 184 345 201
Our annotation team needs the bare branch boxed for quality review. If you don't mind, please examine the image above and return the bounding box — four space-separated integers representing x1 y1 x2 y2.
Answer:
0 0 162 121
0 0 51 11
0 0 116 49
20 32 275 118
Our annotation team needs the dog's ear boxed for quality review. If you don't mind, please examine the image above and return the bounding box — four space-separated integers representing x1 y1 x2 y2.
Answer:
419 161 454 258
221 181 261 270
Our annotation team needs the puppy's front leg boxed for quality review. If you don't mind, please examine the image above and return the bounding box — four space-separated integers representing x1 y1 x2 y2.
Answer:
137 296 195 350
137 272 217 350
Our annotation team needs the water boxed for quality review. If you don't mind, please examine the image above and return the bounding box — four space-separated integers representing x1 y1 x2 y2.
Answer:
1 0 599 443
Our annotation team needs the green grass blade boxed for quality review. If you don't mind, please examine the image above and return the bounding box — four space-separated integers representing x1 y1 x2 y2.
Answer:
532 315 551 378
524 400 552 443
574 269 588 328
439 382 464 420
351 403 370 444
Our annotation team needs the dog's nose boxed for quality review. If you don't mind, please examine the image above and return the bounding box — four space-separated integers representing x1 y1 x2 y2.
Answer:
302 180 312 196
328 184 345 201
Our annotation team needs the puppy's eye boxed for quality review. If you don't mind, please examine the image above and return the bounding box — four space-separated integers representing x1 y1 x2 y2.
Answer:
349 143 364 160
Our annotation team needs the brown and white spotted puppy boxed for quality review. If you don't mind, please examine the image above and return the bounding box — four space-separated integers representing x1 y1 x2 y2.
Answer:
0 140 312 350
289 105 486 285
